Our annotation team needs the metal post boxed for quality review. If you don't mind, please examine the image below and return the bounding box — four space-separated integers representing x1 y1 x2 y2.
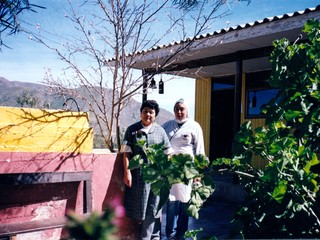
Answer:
234 52 242 136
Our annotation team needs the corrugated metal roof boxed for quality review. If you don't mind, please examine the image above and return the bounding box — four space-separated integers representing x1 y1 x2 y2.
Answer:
130 5 320 56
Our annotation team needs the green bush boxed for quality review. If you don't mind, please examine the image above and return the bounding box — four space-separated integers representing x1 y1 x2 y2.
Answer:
213 19 320 238
129 140 215 219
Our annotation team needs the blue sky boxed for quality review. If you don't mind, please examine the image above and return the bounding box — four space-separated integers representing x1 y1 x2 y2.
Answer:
1 0 319 118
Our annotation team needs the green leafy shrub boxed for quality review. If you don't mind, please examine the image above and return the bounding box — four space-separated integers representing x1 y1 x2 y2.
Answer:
213 19 320 238
129 140 215 219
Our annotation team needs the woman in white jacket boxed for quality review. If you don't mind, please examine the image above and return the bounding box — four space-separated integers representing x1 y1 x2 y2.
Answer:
162 98 205 240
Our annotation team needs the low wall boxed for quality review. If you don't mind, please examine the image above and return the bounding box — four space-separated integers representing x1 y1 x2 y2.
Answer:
0 107 139 239
0 152 139 240
92 151 140 240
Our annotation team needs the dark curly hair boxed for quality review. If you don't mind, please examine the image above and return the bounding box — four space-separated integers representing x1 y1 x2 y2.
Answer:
140 100 160 116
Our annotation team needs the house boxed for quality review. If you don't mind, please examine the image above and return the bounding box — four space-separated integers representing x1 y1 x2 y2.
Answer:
130 5 320 167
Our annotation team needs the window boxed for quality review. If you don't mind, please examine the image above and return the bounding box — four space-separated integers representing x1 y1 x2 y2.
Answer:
212 76 235 91
246 88 279 118
213 83 234 90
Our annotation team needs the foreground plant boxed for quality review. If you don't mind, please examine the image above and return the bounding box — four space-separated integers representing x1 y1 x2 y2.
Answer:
213 19 320 238
66 207 118 240
66 195 125 240
129 140 215 219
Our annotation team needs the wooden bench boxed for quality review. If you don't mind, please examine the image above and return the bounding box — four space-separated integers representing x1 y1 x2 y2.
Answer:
0 171 93 238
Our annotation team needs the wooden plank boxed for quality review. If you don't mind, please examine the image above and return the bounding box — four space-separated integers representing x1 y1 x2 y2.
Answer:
0 213 91 237
0 216 67 237
0 172 92 185
195 77 211 156
83 179 93 213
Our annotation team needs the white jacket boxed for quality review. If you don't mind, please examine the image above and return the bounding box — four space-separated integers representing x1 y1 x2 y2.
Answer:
162 119 205 202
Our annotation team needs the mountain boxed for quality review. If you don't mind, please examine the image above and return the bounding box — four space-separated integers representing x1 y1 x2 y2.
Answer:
0 77 174 146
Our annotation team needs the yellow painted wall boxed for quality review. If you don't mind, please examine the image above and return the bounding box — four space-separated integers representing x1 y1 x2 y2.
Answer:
0 107 93 153
240 75 268 169
194 74 268 168
195 77 211 156
240 74 266 129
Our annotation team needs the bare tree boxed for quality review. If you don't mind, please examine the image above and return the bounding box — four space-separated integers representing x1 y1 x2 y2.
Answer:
173 0 251 10
26 0 244 151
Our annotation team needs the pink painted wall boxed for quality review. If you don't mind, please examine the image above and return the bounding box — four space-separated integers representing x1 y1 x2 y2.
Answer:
0 152 140 240
92 152 140 239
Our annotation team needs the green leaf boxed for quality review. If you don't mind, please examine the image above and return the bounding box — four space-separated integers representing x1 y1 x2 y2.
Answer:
184 228 204 240
284 110 303 121
272 180 287 203
184 164 199 180
157 185 170 213
194 154 210 169
184 228 203 240
186 204 199 219
304 153 320 173
150 178 167 196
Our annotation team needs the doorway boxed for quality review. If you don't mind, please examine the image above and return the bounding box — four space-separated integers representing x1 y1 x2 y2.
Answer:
210 82 235 160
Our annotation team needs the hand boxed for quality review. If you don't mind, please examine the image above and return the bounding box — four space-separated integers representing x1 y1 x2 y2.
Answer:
124 170 132 187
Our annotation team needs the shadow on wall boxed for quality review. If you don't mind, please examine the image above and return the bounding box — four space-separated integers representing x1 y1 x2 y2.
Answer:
101 153 141 240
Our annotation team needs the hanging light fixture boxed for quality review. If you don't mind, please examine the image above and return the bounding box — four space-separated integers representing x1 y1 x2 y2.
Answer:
149 77 157 89
159 77 164 94
252 91 257 108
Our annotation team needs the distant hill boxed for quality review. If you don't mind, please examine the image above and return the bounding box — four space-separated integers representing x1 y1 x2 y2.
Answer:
0 77 174 146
